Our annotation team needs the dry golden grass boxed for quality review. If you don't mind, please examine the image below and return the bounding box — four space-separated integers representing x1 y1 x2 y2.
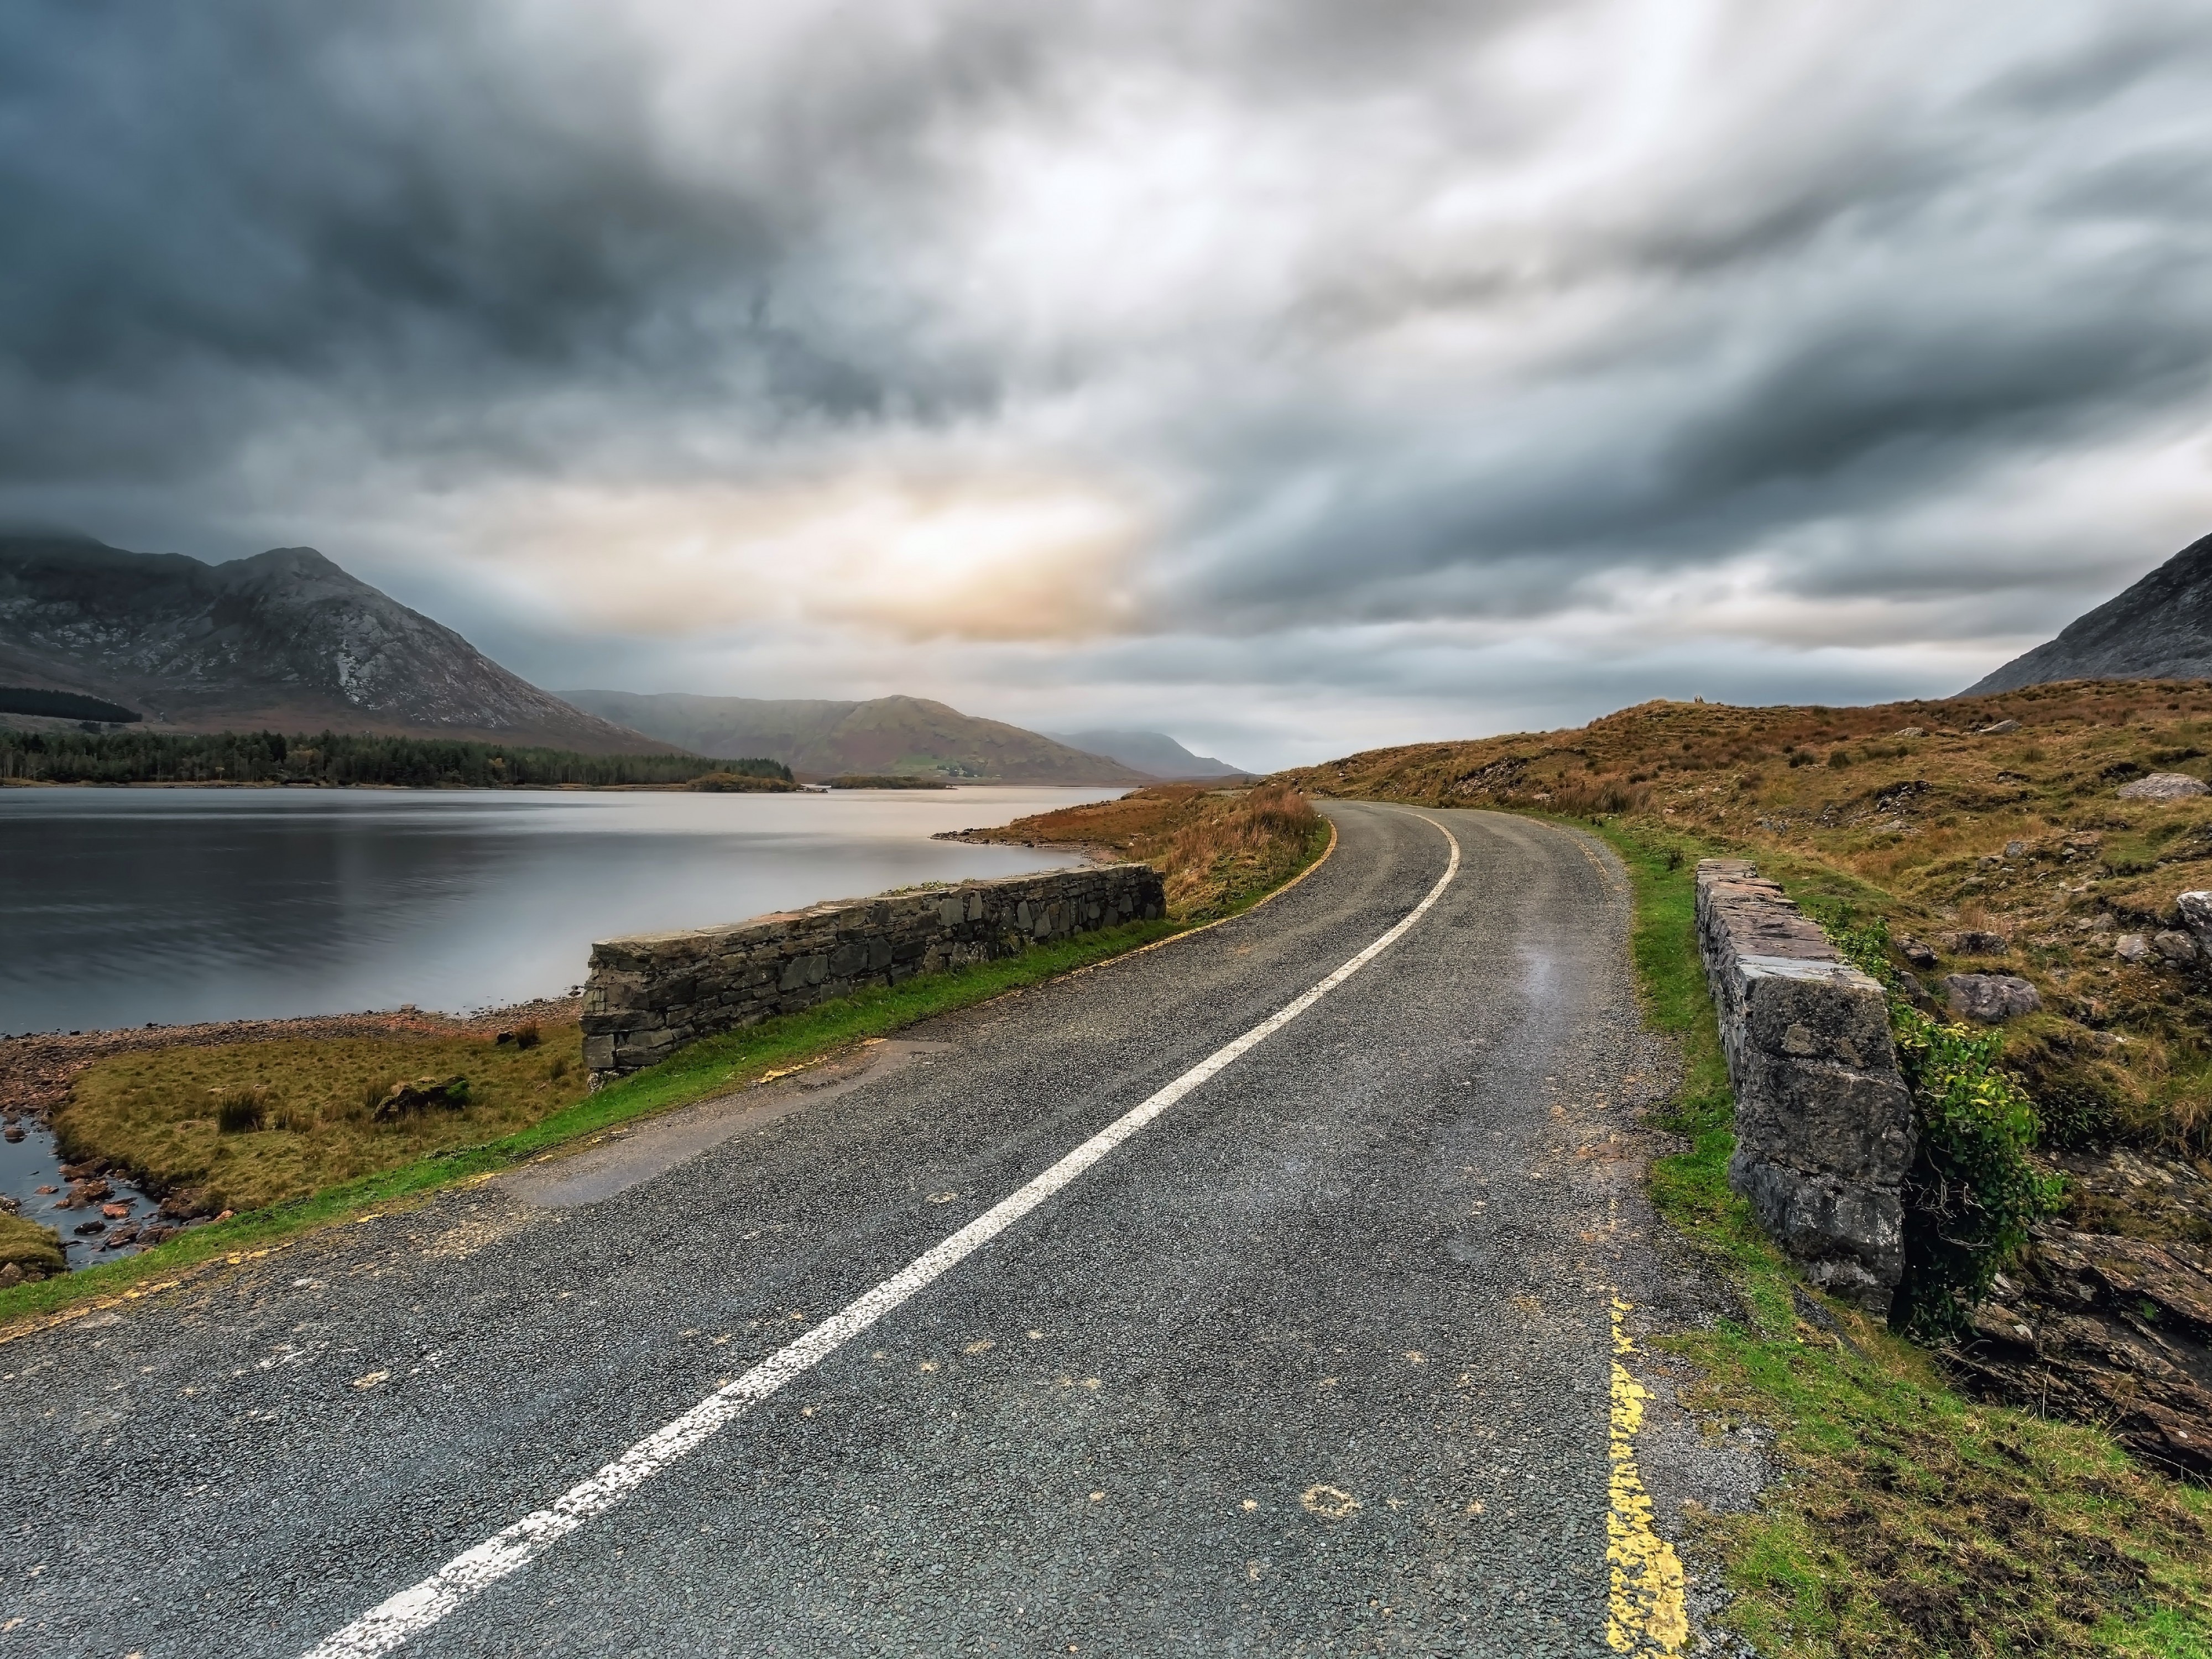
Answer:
0 1213 65 1276
963 782 1327 921
1277 679 2212 1156
59 1024 590 1213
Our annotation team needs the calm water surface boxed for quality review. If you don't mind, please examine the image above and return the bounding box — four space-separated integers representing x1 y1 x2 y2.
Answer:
0 785 1117 1034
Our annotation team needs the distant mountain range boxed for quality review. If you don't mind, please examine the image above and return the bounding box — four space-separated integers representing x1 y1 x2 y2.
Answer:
0 531 664 753
561 690 1151 784
1968 531 2212 693
0 529 1249 780
1041 729 1246 779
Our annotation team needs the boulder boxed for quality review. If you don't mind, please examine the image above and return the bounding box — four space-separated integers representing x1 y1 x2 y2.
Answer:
1943 973 2042 1022
2117 933 2152 964
1896 935 1939 968
2177 891 2212 947
2155 930 2199 965
372 1076 471 1120
2117 772 2209 801
1942 929 2009 957
1979 719 2022 734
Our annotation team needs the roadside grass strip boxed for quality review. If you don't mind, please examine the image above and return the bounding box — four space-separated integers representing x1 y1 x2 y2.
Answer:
299 813 1457 1658
1587 816 2212 1658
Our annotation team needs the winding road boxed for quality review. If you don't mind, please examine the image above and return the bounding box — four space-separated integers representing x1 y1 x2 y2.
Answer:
1 804 1715 1657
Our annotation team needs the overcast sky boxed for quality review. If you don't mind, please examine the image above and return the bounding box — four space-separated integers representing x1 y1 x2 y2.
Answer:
4 0 2209 770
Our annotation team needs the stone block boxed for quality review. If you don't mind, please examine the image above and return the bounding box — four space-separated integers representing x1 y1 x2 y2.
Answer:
584 862 1165 1085
1697 858 1918 1313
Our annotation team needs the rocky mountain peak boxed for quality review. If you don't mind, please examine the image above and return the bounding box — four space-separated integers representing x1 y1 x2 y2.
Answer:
0 533 665 753
1967 531 2212 693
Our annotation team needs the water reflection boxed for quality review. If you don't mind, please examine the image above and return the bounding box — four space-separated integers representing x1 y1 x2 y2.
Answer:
0 785 1114 1033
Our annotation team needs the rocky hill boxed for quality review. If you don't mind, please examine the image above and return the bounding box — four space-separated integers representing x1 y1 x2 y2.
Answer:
0 532 666 753
1968 531 2212 692
562 690 1147 784
1040 729 1247 779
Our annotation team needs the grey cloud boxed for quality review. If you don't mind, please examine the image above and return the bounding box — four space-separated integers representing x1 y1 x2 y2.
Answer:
2 0 2208 735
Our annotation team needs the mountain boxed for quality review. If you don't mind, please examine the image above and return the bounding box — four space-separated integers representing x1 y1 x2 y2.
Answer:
562 690 1149 784
0 531 667 753
1967 531 2212 693
1041 729 1247 779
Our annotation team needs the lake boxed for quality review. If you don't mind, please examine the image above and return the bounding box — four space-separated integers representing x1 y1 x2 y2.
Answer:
0 785 1117 1035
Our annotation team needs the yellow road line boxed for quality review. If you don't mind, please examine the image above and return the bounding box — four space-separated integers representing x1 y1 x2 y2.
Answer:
1608 1296 1688 1655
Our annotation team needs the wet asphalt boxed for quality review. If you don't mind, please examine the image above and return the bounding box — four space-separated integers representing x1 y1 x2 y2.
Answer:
0 803 1688 1657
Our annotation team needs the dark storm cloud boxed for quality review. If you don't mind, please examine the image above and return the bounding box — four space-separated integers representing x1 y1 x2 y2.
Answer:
1 0 2208 706
1155 11 2212 628
0 0 1041 482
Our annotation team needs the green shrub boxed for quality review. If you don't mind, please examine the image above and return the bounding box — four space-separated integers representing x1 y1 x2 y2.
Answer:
2032 1072 2121 1151
1890 1011 2063 1340
1829 916 2063 1341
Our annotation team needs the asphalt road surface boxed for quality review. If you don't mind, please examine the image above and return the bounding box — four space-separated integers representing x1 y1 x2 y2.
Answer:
1 803 1704 1658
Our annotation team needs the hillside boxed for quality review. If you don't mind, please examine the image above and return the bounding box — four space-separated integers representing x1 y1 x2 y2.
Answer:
1277 682 2212 1018
1969 531 2212 692
561 690 1149 784
0 531 667 754
1280 679 2212 1466
1040 729 1247 779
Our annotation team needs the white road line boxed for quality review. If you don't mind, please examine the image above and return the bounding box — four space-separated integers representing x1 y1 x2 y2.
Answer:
301 811 1462 1659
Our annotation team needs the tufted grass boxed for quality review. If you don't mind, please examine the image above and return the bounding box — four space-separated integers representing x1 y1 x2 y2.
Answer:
58 1026 593 1215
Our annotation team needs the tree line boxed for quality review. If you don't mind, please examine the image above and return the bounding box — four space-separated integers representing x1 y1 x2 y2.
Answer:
0 728 792 788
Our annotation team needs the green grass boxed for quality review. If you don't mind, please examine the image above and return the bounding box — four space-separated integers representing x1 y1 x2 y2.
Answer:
1579 815 2212 1657
0 917 1179 1328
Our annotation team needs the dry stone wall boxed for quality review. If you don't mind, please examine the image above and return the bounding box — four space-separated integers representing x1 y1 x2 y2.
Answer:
1696 858 1918 1313
583 864 1165 1086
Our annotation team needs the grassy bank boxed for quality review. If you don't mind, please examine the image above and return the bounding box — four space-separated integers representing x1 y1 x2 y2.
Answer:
58 1024 592 1215
1280 680 2212 1160
953 781 1328 920
1593 816 2212 1656
0 1214 65 1278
